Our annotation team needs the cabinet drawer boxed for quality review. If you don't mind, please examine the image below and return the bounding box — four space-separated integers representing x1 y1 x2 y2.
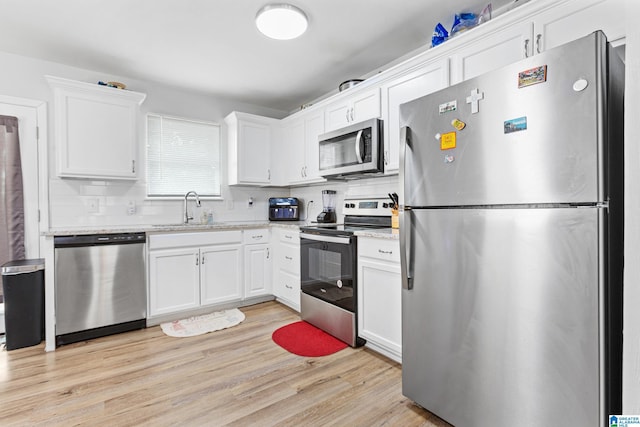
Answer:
149 230 242 250
279 229 300 244
358 237 400 263
279 244 300 274
243 228 270 244
277 269 300 308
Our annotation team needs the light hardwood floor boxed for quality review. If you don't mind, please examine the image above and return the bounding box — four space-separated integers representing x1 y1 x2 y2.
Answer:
0 301 451 426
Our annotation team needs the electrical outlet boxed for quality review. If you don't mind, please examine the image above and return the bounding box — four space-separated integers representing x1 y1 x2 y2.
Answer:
248 197 254 208
87 198 99 214
127 200 136 215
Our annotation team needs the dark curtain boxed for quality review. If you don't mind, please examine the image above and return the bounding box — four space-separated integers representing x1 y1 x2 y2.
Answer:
0 115 25 303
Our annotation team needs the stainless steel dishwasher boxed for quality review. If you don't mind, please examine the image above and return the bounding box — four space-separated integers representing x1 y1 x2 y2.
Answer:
54 233 147 346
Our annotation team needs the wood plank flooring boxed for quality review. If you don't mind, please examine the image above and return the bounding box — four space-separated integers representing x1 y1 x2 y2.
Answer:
0 301 451 426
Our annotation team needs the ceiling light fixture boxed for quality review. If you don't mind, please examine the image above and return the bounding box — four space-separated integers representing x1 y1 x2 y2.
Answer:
256 4 308 40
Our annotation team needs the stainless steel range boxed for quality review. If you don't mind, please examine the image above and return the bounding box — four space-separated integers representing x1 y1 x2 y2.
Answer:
299 196 392 346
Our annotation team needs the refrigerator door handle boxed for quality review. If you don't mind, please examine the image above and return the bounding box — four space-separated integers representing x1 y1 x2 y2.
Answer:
399 207 413 290
399 125 413 290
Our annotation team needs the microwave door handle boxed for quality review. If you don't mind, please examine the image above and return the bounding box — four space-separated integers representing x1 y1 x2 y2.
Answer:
354 130 364 163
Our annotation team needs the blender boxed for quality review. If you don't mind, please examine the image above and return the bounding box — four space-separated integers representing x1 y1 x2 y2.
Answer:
316 190 337 223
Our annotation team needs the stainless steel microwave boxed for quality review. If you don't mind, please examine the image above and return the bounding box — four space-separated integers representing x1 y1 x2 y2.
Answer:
318 118 383 178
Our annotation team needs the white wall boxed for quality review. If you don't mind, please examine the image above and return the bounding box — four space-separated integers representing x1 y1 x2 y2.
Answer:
0 50 288 229
623 1 640 414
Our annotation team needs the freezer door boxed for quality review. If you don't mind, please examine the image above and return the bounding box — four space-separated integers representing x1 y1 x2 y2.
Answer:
402 207 603 427
400 32 611 207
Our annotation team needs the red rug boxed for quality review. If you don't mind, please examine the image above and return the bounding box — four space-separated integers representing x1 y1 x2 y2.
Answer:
272 321 348 357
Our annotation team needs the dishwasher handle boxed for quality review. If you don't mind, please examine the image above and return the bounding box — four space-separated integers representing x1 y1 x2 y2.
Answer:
54 233 146 247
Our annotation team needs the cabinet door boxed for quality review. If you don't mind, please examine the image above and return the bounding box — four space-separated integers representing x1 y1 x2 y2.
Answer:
148 248 200 316
381 59 449 173
200 244 243 306
533 0 625 53
282 119 306 183
324 99 351 132
238 120 272 184
302 111 324 182
351 88 381 123
450 21 533 84
48 77 145 180
358 257 402 361
244 243 272 298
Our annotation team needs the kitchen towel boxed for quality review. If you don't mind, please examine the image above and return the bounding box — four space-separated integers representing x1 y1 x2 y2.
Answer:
160 308 245 338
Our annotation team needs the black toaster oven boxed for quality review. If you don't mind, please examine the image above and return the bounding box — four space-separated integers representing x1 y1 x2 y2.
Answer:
269 197 300 221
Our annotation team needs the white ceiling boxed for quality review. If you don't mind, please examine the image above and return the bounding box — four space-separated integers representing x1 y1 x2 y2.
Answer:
0 0 516 112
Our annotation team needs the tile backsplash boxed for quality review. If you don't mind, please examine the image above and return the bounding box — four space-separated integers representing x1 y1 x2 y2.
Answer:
48 175 399 229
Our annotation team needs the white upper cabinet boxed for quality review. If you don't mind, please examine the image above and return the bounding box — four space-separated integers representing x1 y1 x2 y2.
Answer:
46 76 146 180
532 0 625 52
281 109 326 185
450 0 624 85
324 87 381 132
381 59 450 173
449 21 534 84
225 111 278 186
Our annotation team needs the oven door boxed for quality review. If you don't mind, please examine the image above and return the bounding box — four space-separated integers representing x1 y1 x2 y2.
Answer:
300 232 356 312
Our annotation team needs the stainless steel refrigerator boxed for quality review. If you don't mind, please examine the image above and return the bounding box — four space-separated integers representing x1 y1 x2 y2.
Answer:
398 31 624 427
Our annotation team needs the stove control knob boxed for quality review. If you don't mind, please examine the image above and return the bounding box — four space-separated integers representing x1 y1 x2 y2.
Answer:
382 202 389 208
344 203 349 208
349 203 356 208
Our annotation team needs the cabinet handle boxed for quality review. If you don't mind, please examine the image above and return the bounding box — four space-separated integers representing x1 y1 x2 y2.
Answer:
350 107 354 122
345 110 350 122
384 150 389 166
285 256 293 260
267 169 271 180
378 249 393 255
304 166 307 177
253 235 263 239
131 160 136 174
301 166 305 178
202 256 205 265
196 254 199 266
266 248 270 259
536 34 542 54
524 39 530 58
284 235 292 239
285 284 293 289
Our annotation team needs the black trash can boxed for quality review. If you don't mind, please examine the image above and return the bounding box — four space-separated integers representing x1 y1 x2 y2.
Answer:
1 259 45 350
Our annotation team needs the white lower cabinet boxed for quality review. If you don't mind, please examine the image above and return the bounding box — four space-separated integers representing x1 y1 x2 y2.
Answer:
357 237 402 363
272 228 301 311
243 228 272 298
148 231 243 317
148 247 200 316
200 244 243 306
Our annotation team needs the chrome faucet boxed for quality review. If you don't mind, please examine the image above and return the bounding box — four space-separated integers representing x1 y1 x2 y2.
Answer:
183 191 201 224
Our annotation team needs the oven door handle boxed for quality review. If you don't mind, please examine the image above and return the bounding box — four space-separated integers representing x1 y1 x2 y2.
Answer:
300 232 351 245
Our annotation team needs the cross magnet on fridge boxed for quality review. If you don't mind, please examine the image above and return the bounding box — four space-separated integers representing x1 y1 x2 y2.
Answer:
466 88 484 114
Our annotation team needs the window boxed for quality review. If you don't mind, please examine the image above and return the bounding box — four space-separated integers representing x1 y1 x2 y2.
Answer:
147 114 221 197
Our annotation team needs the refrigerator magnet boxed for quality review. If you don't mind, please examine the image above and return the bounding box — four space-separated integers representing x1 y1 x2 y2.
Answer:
438 100 457 114
451 118 466 130
440 132 456 150
518 65 547 88
504 116 527 134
